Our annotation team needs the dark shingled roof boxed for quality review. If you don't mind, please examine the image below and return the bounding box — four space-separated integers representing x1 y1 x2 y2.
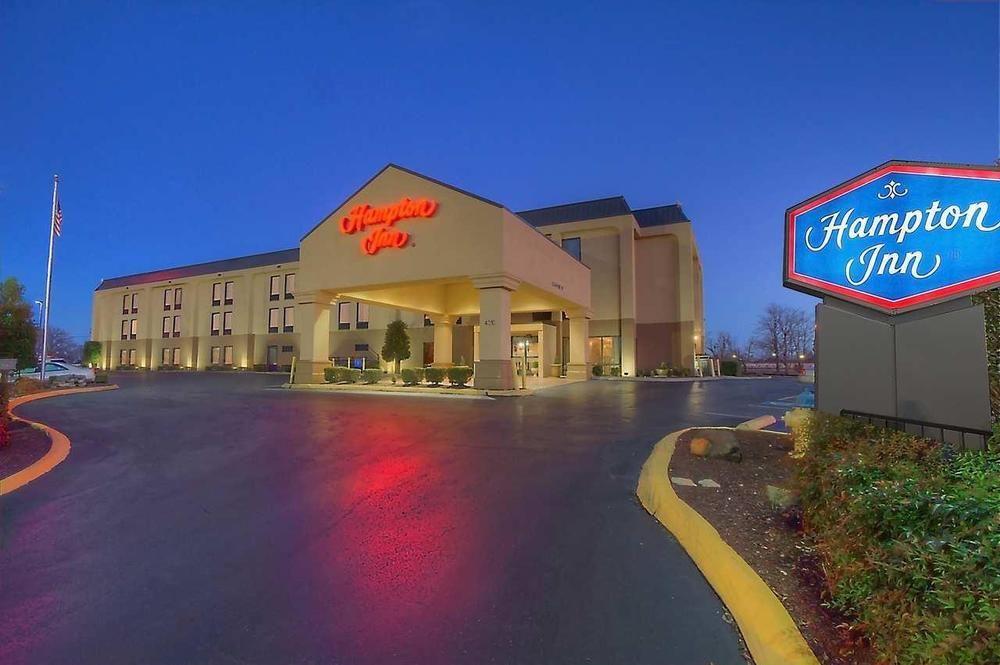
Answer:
95 248 300 291
632 204 689 227
516 196 632 227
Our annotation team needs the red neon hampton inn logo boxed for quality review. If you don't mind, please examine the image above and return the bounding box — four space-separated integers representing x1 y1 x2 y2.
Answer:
339 197 439 255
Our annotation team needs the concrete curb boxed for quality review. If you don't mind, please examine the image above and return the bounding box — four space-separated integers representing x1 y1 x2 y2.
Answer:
1 385 119 496
636 427 818 665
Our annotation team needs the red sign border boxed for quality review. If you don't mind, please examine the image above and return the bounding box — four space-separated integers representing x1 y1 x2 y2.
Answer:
784 160 1000 314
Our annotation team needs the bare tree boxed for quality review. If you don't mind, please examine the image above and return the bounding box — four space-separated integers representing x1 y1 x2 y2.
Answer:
754 304 812 374
35 326 82 362
706 331 737 359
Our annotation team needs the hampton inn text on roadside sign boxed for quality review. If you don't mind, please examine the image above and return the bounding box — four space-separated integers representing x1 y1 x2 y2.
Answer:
784 161 1000 313
339 197 439 255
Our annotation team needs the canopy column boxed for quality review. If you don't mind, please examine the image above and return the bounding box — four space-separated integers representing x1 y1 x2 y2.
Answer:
566 307 592 381
430 314 455 367
295 290 333 383
472 274 519 390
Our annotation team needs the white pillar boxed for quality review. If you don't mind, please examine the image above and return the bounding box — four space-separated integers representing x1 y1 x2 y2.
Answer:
566 308 591 381
472 275 519 390
295 290 332 383
430 314 455 367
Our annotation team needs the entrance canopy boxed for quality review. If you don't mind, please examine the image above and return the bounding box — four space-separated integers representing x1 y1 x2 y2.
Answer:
295 164 592 389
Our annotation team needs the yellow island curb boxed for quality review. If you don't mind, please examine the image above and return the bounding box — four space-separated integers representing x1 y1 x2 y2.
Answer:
636 428 819 665
1 385 119 496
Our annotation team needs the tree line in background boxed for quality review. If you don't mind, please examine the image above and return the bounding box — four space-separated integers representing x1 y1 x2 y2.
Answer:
706 303 814 374
0 277 81 368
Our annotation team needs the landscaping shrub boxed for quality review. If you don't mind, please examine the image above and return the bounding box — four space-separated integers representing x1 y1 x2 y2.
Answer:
446 366 473 387
400 368 417 385
94 370 109 385
413 367 425 384
424 367 444 385
323 367 336 383
592 365 604 377
13 377 45 396
719 359 741 376
790 411 1000 664
362 369 382 384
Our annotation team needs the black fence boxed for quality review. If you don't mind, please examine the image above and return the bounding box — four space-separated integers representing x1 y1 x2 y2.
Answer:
840 409 994 452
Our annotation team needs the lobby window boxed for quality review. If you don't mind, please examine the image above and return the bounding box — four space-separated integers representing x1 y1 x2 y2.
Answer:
120 320 129 341
562 237 582 261
121 294 129 315
211 312 221 336
129 319 138 340
210 346 222 365
212 282 222 307
355 343 369 352
284 273 295 299
172 315 181 337
223 345 234 366
268 308 279 333
281 345 293 353
163 289 172 311
128 349 137 365
269 275 281 301
162 316 171 339
174 287 183 310
338 302 351 330
224 281 234 306
356 302 369 329
161 347 172 366
223 311 233 336
119 349 128 366
283 306 294 333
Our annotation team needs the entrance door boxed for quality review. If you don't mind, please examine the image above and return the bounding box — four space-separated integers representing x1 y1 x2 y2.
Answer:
266 345 278 368
423 342 434 366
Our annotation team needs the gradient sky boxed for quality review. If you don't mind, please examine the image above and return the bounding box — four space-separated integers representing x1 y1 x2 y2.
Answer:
1 1 997 346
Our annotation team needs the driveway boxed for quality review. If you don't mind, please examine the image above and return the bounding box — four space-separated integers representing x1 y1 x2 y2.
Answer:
0 373 801 665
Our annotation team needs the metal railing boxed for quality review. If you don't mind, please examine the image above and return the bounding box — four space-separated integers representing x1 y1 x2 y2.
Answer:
840 409 994 452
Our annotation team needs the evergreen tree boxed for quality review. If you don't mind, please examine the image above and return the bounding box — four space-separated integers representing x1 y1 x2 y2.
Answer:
381 319 411 374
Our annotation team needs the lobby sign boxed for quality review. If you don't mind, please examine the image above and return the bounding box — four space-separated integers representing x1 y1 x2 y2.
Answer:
339 197 439 255
784 161 1000 313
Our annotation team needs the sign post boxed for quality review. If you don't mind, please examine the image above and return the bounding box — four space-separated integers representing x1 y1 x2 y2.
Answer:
784 161 996 444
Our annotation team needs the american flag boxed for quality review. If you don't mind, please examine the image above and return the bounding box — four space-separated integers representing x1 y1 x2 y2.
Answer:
53 199 63 237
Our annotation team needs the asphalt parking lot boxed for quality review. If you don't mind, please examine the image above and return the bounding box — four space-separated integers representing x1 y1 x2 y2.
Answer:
0 372 802 665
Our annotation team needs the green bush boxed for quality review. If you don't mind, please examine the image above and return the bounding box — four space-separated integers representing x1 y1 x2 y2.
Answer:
400 368 417 385
719 360 741 376
424 367 444 385
592 365 604 377
446 365 473 387
791 411 1000 664
413 367 425 383
362 369 382 384
323 367 336 383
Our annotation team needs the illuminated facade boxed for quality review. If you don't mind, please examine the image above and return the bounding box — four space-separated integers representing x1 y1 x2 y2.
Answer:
91 165 703 388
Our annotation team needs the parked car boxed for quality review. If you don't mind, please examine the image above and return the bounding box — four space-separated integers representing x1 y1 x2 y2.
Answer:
18 361 95 385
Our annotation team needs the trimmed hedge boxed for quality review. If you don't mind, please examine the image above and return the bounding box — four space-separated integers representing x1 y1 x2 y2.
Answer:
424 367 444 385
719 359 741 376
400 368 418 385
362 369 382 384
791 411 1000 664
325 367 363 383
446 366 473 387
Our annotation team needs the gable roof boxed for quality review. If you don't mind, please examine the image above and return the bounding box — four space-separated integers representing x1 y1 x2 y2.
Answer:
95 248 299 291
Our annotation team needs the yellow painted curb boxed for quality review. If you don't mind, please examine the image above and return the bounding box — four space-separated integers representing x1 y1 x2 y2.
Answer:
1 385 119 496
636 428 818 665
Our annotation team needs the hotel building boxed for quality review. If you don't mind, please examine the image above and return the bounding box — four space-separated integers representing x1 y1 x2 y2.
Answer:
91 165 704 389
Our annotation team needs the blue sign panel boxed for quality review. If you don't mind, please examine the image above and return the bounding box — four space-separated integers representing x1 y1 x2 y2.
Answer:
784 161 1000 313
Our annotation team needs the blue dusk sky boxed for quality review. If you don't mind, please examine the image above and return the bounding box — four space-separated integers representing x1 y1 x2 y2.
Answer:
1 1 997 346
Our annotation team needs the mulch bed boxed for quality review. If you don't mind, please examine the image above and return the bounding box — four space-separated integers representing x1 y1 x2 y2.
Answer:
671 428 874 665
0 419 52 479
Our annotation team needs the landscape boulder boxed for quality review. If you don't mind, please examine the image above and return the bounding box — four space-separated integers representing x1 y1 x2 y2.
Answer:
688 429 742 462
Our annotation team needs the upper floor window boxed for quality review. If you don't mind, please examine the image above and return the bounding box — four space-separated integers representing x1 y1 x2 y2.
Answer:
163 289 172 311
268 307 280 334
122 294 129 315
212 282 222 307
210 346 222 365
129 318 138 340
211 312 221 336
121 319 129 341
161 347 172 366
223 345 234 365
283 306 294 333
338 302 351 330
269 275 281 301
562 237 582 261
162 316 171 339
174 287 182 310
172 315 181 338
172 347 181 365
284 273 295 299
222 311 233 336
224 281 234 306
356 302 369 330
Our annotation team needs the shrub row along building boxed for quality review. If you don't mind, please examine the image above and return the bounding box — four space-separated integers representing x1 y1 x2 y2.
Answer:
91 165 704 389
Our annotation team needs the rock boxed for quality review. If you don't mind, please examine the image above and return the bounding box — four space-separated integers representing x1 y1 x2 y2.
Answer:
671 476 697 487
689 429 742 462
766 484 799 509
698 479 721 488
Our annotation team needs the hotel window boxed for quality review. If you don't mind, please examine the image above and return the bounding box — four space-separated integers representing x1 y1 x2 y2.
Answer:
121 294 129 315
172 315 181 338
223 345 234 366
268 308 280 333
284 273 295 299
174 287 182 310
424 314 433 327
212 282 222 307
119 349 128 366
283 306 294 333
131 293 139 314
210 346 222 365
356 302 369 329
338 302 351 330
121 320 129 340
128 349 137 365
161 347 172 366
172 348 181 366
162 316 171 339
211 312 221 336
355 343 369 352
129 319 138 340
269 275 281 301
222 311 233 336
224 281 234 306
163 289 172 311
562 237 582 261
281 345 293 353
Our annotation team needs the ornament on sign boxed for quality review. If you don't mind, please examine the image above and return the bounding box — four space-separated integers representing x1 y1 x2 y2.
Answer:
339 197 439 255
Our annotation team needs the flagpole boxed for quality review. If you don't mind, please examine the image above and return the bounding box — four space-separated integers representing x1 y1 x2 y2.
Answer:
40 175 58 382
